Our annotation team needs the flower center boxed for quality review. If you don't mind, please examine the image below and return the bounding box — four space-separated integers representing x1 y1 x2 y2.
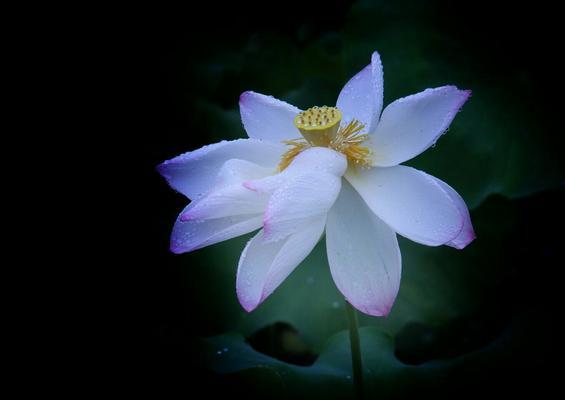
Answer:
278 106 373 171
294 106 342 146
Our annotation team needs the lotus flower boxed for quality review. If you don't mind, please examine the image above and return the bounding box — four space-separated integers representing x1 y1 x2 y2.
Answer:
158 50 475 317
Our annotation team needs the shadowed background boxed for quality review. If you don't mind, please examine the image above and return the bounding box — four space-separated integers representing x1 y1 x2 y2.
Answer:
122 0 564 398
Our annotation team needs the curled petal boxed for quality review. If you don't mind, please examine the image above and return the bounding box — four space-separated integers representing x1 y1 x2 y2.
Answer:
429 176 476 249
369 86 471 166
239 91 302 142
326 181 401 317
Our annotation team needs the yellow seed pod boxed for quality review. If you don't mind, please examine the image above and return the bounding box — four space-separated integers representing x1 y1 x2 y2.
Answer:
294 106 342 146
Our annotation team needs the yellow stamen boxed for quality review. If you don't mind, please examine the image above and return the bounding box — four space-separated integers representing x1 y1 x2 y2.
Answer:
278 139 310 171
329 120 372 169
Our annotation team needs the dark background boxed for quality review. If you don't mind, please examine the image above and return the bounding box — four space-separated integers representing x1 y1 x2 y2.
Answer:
116 1 564 398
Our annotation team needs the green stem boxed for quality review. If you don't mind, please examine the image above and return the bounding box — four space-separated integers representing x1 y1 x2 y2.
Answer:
346 300 364 400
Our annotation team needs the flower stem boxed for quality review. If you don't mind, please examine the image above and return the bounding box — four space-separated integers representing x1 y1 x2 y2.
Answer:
346 300 364 400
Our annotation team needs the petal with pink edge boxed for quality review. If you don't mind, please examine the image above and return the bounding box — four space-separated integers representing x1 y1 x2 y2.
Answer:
346 165 463 246
369 86 471 167
326 182 401 316
236 216 326 312
429 176 476 249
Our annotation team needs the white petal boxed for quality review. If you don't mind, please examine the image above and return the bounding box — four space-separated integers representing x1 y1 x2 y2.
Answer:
429 176 476 249
346 165 463 246
239 91 302 142
336 51 384 133
214 158 274 187
236 216 326 312
170 205 263 254
244 147 348 194
369 86 471 166
181 159 271 221
326 181 401 317
157 139 285 200
243 147 347 242
283 146 349 177
170 159 273 253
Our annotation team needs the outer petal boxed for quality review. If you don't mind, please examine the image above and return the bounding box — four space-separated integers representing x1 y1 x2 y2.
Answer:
326 181 401 317
157 139 285 200
346 165 463 246
336 51 384 133
180 159 271 221
369 86 471 167
239 91 302 142
171 159 273 254
171 205 263 254
429 176 476 249
236 216 326 312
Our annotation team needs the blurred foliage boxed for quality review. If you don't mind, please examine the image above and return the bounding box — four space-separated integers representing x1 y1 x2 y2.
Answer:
149 0 564 397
